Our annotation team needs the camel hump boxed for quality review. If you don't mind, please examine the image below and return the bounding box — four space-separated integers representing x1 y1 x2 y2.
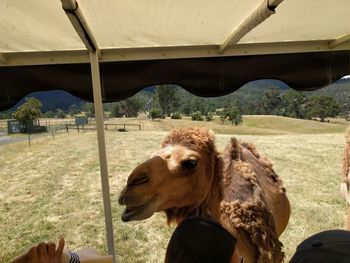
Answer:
221 137 289 263
224 137 241 160
225 137 286 192
224 137 267 167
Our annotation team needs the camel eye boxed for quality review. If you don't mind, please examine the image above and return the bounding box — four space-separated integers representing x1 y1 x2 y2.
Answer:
181 159 197 170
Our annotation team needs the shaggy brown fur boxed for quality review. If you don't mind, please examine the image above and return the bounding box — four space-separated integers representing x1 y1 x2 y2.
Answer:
342 127 350 230
221 138 286 262
342 127 350 184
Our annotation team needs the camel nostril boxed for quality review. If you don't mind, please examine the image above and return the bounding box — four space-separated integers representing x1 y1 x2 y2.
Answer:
128 174 150 186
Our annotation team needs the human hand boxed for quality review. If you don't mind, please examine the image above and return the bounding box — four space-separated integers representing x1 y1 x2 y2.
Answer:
12 238 65 263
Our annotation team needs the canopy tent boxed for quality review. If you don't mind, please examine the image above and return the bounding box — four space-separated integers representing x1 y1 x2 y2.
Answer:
1 0 350 110
1 0 349 262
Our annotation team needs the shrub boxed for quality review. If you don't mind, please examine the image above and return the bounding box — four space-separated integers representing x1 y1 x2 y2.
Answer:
150 108 162 120
205 112 213 121
191 111 203 121
171 112 182 119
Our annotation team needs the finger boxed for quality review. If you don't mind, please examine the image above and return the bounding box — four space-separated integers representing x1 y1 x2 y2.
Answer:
56 237 65 256
47 242 56 257
37 242 47 257
28 245 38 261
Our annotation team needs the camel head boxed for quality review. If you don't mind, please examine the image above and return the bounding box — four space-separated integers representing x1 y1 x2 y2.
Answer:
119 127 223 224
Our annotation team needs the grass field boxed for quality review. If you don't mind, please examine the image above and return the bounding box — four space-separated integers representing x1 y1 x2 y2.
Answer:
0 116 349 262
106 115 348 135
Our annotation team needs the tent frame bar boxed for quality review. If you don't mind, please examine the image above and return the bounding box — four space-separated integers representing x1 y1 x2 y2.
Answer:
330 33 350 49
61 0 116 262
1 39 350 67
90 51 116 263
219 0 284 53
0 54 6 63
61 0 99 53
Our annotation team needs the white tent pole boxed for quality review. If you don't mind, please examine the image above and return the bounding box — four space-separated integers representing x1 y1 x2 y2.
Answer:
90 50 116 263
61 1 116 261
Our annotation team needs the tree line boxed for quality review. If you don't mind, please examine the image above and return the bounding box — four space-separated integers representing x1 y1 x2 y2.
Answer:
2 82 348 124
104 85 343 123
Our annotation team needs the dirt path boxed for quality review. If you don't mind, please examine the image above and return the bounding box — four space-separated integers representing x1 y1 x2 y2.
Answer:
0 132 50 147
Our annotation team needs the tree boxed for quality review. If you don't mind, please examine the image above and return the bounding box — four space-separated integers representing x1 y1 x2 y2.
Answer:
219 107 242 125
121 97 144 117
112 103 123 117
12 97 43 132
305 96 340 122
227 107 242 126
281 90 307 119
44 111 55 118
83 103 95 117
55 108 66 119
68 104 80 116
155 85 180 118
219 110 229 124
261 87 282 115
0 110 12 119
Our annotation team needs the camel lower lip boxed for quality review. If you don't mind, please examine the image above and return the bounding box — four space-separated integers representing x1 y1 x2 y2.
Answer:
121 197 158 222
122 205 146 221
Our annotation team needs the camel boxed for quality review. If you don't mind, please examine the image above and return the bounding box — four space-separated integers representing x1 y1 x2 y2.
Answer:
341 126 350 230
118 127 290 262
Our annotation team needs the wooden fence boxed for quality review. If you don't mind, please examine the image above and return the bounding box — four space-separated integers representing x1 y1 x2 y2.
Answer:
66 123 141 132
0 118 142 134
0 120 7 131
104 123 141 131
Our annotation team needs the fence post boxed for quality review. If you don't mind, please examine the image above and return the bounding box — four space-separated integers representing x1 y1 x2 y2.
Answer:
66 124 69 133
28 135 31 146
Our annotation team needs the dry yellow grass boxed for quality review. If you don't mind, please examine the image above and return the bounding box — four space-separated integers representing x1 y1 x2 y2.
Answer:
0 117 349 262
106 115 348 135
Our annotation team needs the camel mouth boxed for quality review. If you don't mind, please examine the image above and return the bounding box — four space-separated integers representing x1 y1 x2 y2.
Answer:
121 196 161 222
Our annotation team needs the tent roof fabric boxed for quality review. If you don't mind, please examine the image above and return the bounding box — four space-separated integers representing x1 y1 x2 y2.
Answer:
2 0 350 52
0 0 349 110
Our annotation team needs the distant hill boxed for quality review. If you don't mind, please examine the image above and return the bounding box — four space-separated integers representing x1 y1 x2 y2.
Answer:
11 90 85 113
